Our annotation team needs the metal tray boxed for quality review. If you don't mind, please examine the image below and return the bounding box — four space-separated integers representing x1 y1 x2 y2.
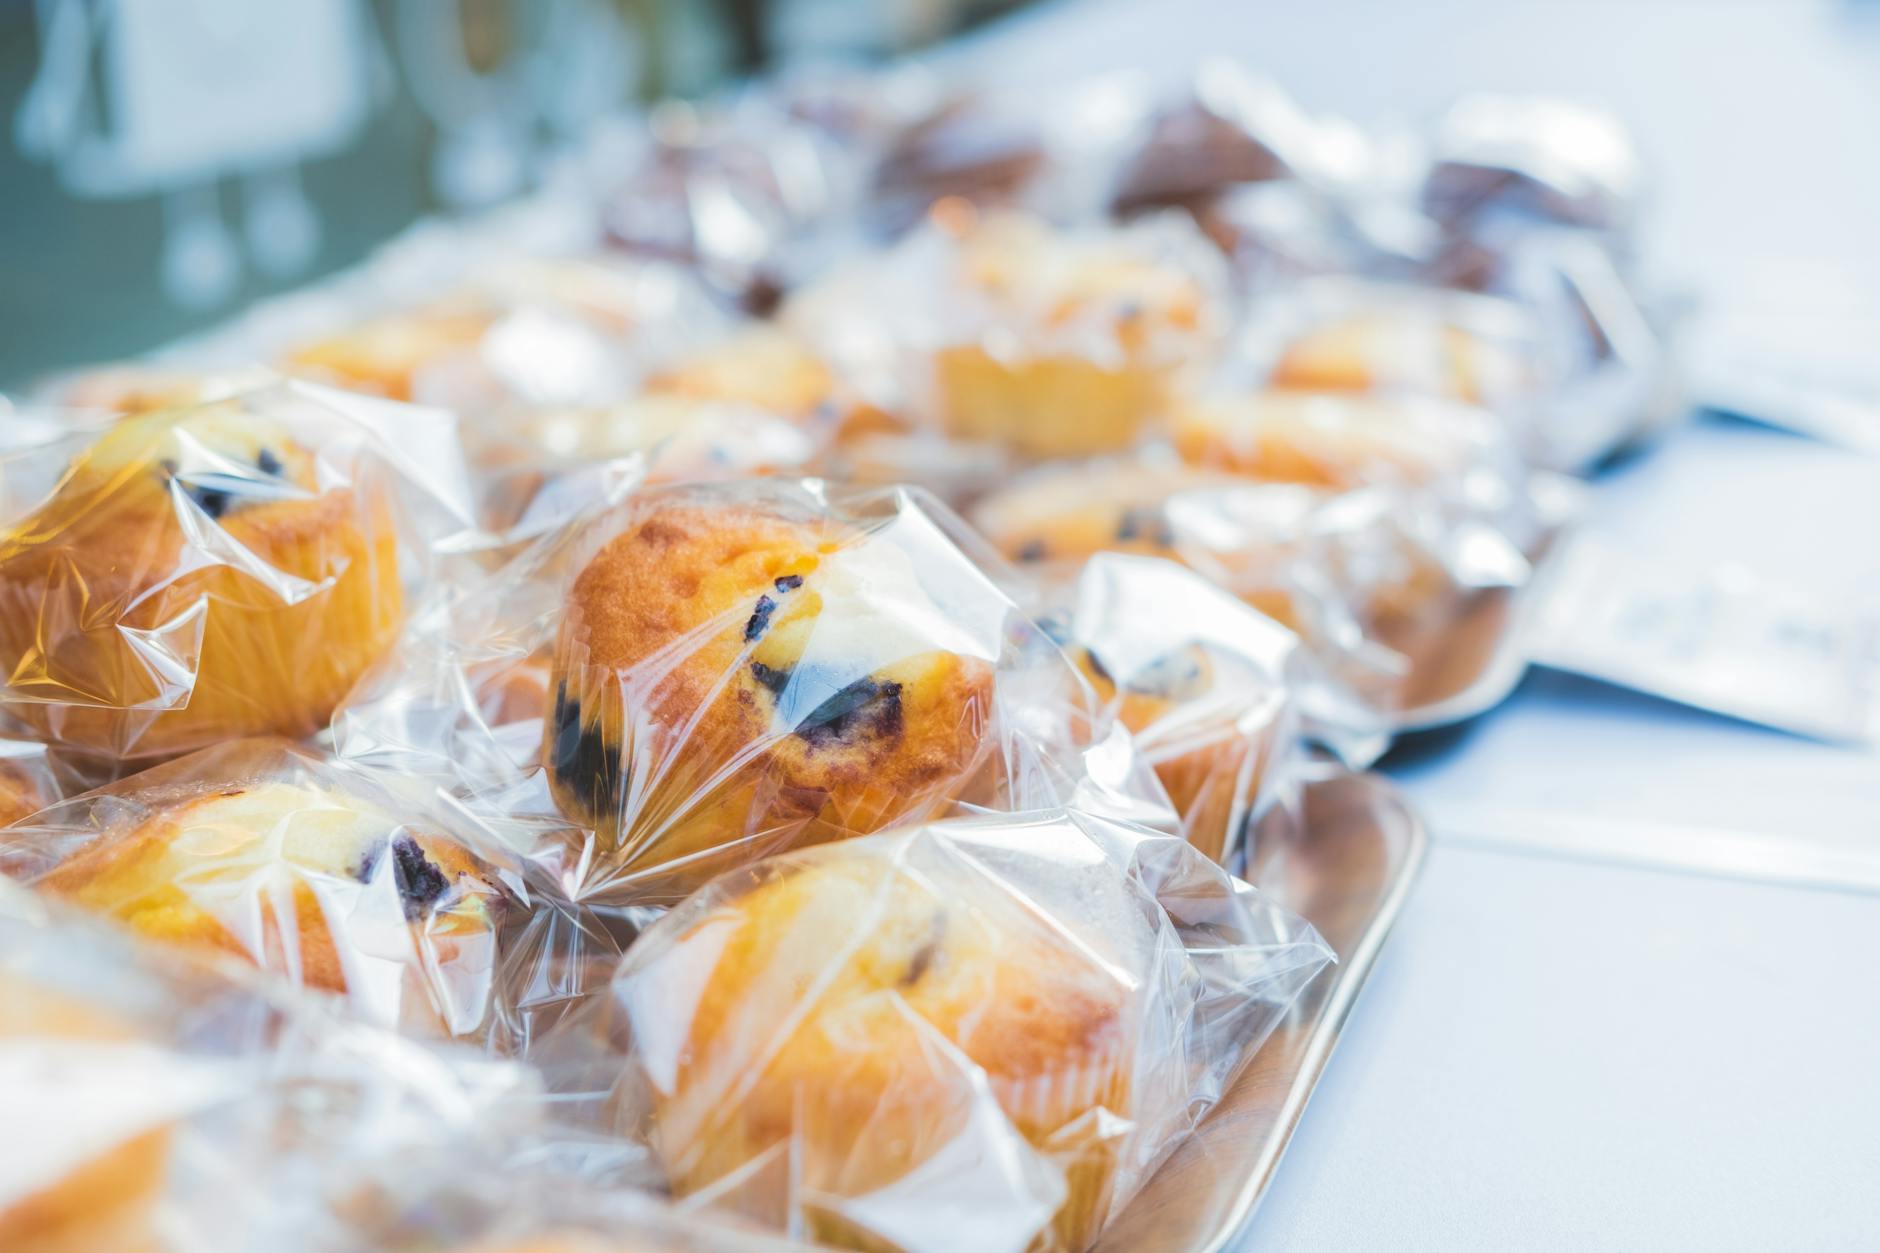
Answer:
1095 771 1428 1252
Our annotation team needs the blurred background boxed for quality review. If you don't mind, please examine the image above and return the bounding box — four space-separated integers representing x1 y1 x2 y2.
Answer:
7 0 1880 423
0 0 1026 385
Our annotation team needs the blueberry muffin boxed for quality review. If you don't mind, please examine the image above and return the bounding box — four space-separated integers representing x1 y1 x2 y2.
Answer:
0 972 171 1251
930 211 1226 458
1173 390 1506 491
1041 551 1309 866
0 400 404 762
619 832 1135 1251
544 492 997 898
34 773 501 1029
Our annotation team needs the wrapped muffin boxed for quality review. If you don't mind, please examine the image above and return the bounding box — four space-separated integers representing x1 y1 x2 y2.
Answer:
790 208 1229 462
923 209 1231 458
1245 279 1543 432
333 476 1169 903
0 967 174 1250
601 808 1332 1252
1109 61 1310 220
972 455 1531 711
519 395 817 485
0 384 432 764
541 480 1006 900
1 738 508 1036
1173 389 1521 495
1039 553 1307 868
285 255 730 411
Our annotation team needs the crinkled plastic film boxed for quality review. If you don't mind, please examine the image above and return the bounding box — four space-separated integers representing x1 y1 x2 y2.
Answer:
575 807 1331 1253
335 477 1179 908
971 453 1529 714
788 208 1233 466
0 381 480 768
1032 552 1324 870
0 56 1683 1253
0 737 516 1038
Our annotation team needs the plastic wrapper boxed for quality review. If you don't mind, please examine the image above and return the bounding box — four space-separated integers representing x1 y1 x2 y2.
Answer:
1412 97 1680 469
333 477 1178 908
971 453 1531 713
571 806 1332 1252
786 206 1232 469
0 380 480 769
1421 95 1640 275
0 877 539 1251
596 91 873 315
1028 551 1371 868
516 322 871 481
0 736 518 1038
1239 276 1544 418
1247 265 1674 475
1108 61 1321 221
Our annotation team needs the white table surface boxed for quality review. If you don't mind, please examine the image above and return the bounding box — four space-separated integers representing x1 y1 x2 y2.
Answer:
957 2 1880 1248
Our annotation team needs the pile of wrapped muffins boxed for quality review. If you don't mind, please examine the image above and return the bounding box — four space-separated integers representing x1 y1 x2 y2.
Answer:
0 61 1670 1253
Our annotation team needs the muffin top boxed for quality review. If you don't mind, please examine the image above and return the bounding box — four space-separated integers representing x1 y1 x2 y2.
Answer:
21 402 324 533
1269 308 1524 405
1175 390 1502 489
39 779 492 936
971 458 1248 566
552 499 1000 826
0 403 350 632
562 500 997 714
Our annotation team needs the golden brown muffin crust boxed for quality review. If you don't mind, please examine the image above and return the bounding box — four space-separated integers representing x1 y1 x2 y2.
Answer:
547 498 995 888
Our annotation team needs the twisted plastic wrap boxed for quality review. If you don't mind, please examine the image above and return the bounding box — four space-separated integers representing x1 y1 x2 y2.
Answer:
572 807 1332 1253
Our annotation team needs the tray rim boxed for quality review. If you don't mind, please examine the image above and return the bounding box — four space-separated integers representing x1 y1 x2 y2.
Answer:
1195 773 1430 1253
